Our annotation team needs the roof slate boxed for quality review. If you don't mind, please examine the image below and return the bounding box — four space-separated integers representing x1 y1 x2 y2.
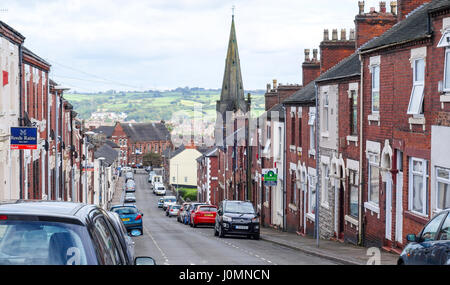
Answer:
93 126 115 138
121 122 170 142
94 144 119 166
282 81 316 105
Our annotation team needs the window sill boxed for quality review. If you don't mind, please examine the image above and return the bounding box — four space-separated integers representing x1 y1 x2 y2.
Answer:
364 201 380 219
297 147 302 152
368 114 380 126
440 94 450 109
321 132 329 138
345 215 359 225
346 135 358 146
321 202 330 210
308 149 316 157
289 145 296 152
306 213 315 222
263 201 269 208
288 203 298 212
408 116 426 131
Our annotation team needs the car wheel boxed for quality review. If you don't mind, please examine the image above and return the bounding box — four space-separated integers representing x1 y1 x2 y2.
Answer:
193 222 197 228
253 233 260 240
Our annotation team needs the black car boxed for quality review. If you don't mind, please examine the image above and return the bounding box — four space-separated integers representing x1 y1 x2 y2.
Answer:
106 211 135 265
214 200 260 240
398 209 450 265
0 200 155 265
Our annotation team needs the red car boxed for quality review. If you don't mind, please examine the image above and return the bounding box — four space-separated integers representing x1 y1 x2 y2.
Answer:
191 205 217 228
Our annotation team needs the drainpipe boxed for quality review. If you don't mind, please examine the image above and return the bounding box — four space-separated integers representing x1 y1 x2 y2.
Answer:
282 105 287 231
358 52 364 246
314 82 321 247
18 43 23 199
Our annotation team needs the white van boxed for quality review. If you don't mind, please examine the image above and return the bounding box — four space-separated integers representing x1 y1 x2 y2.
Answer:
154 183 166 196
152 175 163 185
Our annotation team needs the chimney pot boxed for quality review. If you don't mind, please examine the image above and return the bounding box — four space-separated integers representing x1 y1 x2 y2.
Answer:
390 1 397 15
324 29 329 41
332 29 338 41
312 49 318 61
273 79 277 89
304 49 310 62
380 1 386 13
267 83 271 92
358 1 365 14
340 29 346 41
370 7 376 13
349 28 355 40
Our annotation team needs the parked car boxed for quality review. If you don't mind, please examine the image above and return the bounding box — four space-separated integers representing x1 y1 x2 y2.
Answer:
125 180 136 193
186 203 208 226
125 171 134 182
0 200 154 265
124 193 136 203
162 196 177 211
157 197 164 208
154 183 166 196
148 171 156 184
177 203 190 223
106 211 135 264
166 204 181 217
214 200 260 240
398 209 450 265
191 205 217 228
109 205 144 235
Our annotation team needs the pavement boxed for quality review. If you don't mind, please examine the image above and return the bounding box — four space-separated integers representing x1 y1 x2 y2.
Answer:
259 227 400 265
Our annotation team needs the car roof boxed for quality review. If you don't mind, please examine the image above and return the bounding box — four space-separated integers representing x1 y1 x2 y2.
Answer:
110 204 137 209
0 200 95 222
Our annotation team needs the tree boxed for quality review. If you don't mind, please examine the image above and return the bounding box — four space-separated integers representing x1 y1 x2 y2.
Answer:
143 152 162 167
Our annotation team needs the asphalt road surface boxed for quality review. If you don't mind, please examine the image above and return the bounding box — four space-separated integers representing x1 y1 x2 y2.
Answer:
126 170 338 265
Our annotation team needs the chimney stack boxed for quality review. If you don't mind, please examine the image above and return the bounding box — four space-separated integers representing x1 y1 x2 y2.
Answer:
380 1 386 13
324 29 329 41
304 49 310 62
332 29 338 41
391 1 397 15
359 1 365 14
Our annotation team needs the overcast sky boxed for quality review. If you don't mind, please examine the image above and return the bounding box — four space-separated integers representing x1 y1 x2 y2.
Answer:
1 0 387 92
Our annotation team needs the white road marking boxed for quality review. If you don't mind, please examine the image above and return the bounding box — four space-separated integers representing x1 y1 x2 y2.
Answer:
143 226 170 265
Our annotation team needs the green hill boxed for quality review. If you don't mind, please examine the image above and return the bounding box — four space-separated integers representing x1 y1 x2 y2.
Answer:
64 88 266 122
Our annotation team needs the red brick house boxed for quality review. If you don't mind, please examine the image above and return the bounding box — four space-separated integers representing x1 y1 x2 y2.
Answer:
357 0 449 250
196 147 219 205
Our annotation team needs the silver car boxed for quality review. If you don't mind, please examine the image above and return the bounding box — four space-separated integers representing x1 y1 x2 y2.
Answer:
167 204 181 217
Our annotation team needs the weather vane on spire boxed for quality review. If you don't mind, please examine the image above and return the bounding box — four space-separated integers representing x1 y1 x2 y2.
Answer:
232 5 235 18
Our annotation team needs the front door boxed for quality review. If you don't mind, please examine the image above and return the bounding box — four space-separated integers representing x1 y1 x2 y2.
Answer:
395 150 404 244
385 175 392 241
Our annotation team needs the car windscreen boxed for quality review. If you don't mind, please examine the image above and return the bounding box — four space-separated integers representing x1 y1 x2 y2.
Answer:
157 187 165 190
126 181 135 186
172 206 181 209
159 198 164 202
224 202 255 214
165 198 176 202
111 207 138 215
0 220 96 265
198 207 217 212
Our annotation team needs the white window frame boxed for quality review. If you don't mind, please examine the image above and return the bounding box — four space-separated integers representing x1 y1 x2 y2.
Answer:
368 153 380 206
408 157 428 217
407 58 425 115
371 65 380 113
323 93 329 132
444 48 450 92
321 164 329 208
309 123 315 151
308 174 316 215
436 167 450 212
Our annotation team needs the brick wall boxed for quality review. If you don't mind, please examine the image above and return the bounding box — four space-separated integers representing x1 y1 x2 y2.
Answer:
320 40 355 74
397 0 430 21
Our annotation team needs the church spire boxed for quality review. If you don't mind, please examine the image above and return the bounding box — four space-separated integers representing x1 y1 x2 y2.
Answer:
216 12 249 117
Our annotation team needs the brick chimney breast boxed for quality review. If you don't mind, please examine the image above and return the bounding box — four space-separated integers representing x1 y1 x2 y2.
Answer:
397 0 429 21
